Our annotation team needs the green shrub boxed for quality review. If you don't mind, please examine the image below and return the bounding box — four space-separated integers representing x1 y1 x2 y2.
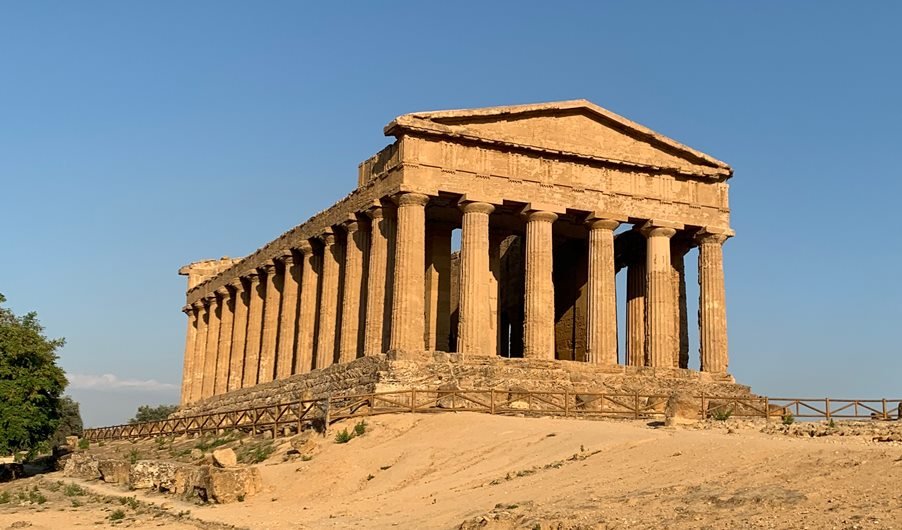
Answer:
334 429 353 444
77 438 90 450
353 420 367 437
0 491 10 504
63 483 86 497
828 419 836 428
109 509 126 521
127 448 141 464
782 413 795 425
710 407 733 421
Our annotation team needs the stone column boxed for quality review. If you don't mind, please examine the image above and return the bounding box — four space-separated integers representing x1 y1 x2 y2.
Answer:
295 241 319 373
316 232 341 368
257 262 281 384
626 259 646 366
189 301 208 403
201 294 221 399
642 223 678 368
425 223 452 352
523 210 558 359
179 305 198 406
243 271 264 387
227 278 248 391
364 204 395 355
339 219 366 363
213 287 234 396
696 229 730 373
488 231 503 356
457 202 494 354
389 192 429 352
586 219 620 365
671 247 690 369
275 253 300 380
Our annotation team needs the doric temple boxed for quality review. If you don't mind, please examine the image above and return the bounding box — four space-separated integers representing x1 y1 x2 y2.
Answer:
178 100 734 406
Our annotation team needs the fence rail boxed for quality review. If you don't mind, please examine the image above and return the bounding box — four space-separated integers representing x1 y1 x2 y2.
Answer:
83 390 902 441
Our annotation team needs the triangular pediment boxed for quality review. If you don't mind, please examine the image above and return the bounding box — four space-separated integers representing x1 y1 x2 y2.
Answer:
386 100 730 178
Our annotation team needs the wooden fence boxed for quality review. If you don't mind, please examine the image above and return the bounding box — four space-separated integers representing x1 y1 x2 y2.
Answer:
83 389 902 441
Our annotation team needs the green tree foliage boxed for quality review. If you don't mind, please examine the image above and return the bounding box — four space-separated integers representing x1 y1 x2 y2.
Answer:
50 396 83 448
0 293 67 454
129 404 178 424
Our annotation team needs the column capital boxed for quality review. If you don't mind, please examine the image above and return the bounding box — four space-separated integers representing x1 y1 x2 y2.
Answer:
319 232 337 246
297 240 313 254
244 270 261 283
203 294 218 306
228 278 243 290
525 210 558 224
365 205 385 219
182 304 193 314
191 300 205 311
695 227 733 245
215 287 230 298
276 251 295 265
586 218 620 231
640 221 678 239
393 192 430 207
459 201 495 215
260 262 276 275
342 218 360 233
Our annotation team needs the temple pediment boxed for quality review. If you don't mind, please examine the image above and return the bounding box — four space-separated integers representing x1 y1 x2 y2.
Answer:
386 99 731 179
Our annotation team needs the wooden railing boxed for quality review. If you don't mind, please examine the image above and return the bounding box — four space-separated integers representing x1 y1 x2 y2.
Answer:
83 389 902 441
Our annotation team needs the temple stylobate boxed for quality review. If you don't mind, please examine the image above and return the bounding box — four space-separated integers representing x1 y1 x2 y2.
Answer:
178 100 734 406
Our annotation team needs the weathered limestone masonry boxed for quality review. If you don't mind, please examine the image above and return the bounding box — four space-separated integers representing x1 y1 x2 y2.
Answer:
178 100 735 407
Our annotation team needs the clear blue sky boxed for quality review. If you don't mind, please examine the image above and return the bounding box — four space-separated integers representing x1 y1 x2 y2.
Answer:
2 2 899 426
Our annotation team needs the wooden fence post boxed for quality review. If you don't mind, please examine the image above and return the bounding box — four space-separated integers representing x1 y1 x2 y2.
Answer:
825 398 831 421
882 399 888 420
764 397 770 423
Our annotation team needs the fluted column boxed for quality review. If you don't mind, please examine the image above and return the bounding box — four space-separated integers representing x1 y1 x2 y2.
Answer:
697 229 730 373
316 232 341 368
626 259 646 366
389 193 429 352
523 210 557 359
227 278 248 391
276 252 300 379
179 305 198 405
586 219 620 365
364 204 395 355
672 247 690 369
642 223 678 367
257 263 281 384
189 301 208 402
488 231 502 356
424 223 452 352
295 242 319 373
213 287 234 396
243 271 264 387
340 219 367 363
201 294 221 399
457 202 494 354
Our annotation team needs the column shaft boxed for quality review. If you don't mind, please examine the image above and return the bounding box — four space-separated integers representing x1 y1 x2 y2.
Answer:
316 234 341 368
257 264 281 384
363 205 395 355
457 202 494 354
698 232 730 372
586 219 619 365
243 273 264 387
389 193 429 351
228 279 248 391
643 226 677 367
201 296 221 399
276 255 300 379
190 304 208 402
425 223 452 351
179 306 198 405
626 260 647 366
672 250 690 369
488 231 502 356
295 243 319 373
213 288 233 396
523 211 557 359
339 221 367 363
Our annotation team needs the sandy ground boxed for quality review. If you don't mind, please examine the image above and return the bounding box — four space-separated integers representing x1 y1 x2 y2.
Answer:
2 413 901 529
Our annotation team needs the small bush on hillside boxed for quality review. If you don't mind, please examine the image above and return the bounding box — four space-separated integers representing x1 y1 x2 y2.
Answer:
334 429 353 444
109 509 126 521
127 448 141 464
353 420 367 437
710 408 733 421
63 483 86 497
77 438 90 450
782 413 795 425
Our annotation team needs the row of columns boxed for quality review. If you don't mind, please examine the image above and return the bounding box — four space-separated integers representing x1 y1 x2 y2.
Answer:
180 192 731 405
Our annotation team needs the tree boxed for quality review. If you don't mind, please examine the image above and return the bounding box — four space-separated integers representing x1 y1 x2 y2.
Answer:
49 396 83 448
0 293 67 454
129 404 178 424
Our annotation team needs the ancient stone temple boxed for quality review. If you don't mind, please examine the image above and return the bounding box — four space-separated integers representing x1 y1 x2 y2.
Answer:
178 100 734 406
